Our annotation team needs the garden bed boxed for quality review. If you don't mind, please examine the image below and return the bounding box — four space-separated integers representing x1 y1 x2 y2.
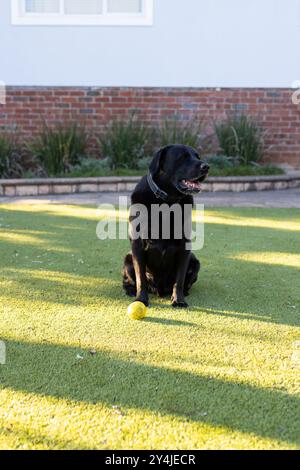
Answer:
1 173 300 197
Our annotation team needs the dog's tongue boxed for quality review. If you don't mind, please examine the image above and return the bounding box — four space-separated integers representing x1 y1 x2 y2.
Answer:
183 179 202 191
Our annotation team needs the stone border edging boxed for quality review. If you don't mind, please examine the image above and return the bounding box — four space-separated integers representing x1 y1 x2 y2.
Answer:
0 174 300 197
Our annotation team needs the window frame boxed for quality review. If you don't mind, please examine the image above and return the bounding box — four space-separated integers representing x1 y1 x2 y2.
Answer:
11 0 154 26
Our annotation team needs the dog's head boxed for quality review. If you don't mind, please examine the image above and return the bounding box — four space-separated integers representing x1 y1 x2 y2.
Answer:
149 144 209 196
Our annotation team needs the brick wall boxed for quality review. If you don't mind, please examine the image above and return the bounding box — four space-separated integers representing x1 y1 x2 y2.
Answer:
0 87 299 168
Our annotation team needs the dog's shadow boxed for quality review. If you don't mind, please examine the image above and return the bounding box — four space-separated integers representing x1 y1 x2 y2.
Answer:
143 315 198 328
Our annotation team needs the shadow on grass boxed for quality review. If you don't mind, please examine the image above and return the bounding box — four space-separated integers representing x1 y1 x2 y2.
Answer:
0 424 91 450
143 317 198 327
0 338 299 447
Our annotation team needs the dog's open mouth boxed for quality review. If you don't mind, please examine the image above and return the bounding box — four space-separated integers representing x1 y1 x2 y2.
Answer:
181 178 202 192
177 174 208 194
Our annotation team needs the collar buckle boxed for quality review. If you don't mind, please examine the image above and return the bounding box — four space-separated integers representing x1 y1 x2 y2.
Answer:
147 173 169 201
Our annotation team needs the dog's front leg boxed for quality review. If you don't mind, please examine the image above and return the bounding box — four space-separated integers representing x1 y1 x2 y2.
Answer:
171 250 191 308
132 239 149 307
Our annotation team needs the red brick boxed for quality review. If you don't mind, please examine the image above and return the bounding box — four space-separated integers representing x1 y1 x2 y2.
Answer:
1 86 300 167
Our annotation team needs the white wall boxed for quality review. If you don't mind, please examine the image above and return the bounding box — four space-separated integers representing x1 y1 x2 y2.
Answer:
1 0 300 87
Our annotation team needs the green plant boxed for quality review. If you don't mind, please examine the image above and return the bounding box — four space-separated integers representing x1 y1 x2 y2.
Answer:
204 153 284 177
67 157 111 177
214 115 264 165
136 156 152 171
98 115 152 170
0 132 24 178
28 123 88 176
204 154 235 169
159 119 204 150
208 165 285 177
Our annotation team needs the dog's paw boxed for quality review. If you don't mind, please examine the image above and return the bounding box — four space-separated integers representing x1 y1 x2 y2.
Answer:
125 289 136 298
136 297 149 307
172 300 189 309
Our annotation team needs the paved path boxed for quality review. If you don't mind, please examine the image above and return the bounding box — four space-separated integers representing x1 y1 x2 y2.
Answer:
0 189 299 208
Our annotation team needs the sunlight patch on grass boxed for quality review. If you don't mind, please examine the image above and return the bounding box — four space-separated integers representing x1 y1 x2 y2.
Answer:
2 204 300 231
1 202 204 224
1 204 100 221
0 232 45 245
1 387 290 451
3 268 115 287
229 252 300 268
0 231 73 252
203 212 300 232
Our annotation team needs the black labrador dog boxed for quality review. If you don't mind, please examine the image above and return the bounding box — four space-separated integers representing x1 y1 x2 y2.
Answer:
122 144 209 308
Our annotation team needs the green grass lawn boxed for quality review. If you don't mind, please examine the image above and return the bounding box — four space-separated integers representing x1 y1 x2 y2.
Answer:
0 203 299 450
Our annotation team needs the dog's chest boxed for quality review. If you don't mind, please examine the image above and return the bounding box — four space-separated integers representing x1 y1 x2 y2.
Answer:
144 240 179 272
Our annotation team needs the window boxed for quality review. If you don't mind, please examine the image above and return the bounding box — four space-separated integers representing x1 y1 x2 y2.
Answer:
11 0 153 25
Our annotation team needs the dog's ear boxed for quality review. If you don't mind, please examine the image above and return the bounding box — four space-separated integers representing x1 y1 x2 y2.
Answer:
149 146 171 176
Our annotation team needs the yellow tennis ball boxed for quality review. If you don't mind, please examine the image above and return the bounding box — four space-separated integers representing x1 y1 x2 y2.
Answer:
127 301 147 320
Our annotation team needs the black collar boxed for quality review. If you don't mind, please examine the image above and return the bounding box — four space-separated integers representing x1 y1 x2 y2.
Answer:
147 173 169 201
